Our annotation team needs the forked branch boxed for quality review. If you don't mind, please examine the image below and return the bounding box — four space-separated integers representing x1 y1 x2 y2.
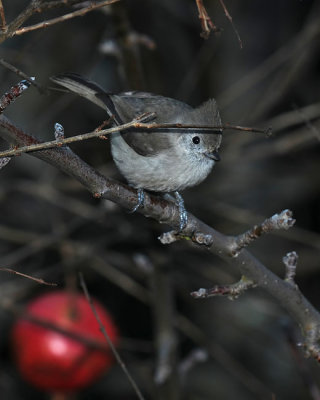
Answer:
0 81 320 362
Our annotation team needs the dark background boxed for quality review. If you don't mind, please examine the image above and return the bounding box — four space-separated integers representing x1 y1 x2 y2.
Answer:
1 0 320 398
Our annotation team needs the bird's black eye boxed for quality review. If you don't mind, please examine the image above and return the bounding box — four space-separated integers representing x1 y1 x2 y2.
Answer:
192 136 200 144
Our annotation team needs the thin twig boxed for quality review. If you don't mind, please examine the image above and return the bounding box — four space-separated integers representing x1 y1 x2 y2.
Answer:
194 0 242 46
82 246 273 397
223 123 271 136
7 304 114 351
0 58 45 93
0 0 89 42
13 0 120 37
191 276 256 299
132 122 270 135
0 113 155 158
79 272 146 400
230 210 296 257
4 0 46 41
218 0 242 48
0 121 269 159
0 79 33 114
195 0 219 39
0 267 57 286
0 0 6 32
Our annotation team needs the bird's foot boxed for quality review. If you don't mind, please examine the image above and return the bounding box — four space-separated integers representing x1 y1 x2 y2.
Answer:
174 191 188 231
130 188 145 213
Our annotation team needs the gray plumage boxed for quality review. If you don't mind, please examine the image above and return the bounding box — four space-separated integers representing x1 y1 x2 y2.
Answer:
51 73 222 194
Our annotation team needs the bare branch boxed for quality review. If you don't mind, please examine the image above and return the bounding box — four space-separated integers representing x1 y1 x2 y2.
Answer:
79 272 146 400
0 267 57 286
195 0 219 39
218 0 242 48
0 0 118 43
0 0 6 32
132 122 270 135
194 0 242 47
6 303 113 351
5 0 45 37
191 277 256 300
0 78 33 114
283 321 320 399
230 210 296 257
0 113 155 158
67 243 271 397
0 58 45 93
0 115 320 361
283 251 298 285
223 123 272 136
13 0 120 37
0 120 269 159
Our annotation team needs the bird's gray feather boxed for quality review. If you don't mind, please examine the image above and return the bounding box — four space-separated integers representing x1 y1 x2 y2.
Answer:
110 93 193 156
51 74 194 156
51 73 222 191
51 73 114 114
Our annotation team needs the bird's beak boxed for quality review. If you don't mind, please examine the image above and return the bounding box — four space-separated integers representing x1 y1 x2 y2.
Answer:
205 151 220 161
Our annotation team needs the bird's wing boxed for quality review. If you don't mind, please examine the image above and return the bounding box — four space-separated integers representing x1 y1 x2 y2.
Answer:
115 92 192 123
111 93 194 156
50 74 192 156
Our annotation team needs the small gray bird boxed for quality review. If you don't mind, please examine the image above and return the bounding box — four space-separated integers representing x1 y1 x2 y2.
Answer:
51 74 222 230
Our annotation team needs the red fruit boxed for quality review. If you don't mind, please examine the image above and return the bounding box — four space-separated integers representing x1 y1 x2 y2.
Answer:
11 291 118 393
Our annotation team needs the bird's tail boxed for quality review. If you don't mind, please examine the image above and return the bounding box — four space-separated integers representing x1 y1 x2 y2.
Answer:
50 73 121 122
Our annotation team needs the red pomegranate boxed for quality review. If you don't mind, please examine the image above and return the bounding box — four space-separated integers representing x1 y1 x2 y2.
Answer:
11 291 118 393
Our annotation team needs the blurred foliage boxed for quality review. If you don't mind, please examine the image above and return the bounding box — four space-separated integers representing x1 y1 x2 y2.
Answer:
0 0 320 399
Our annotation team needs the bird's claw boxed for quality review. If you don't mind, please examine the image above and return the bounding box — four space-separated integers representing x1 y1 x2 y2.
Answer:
174 191 188 231
130 188 145 213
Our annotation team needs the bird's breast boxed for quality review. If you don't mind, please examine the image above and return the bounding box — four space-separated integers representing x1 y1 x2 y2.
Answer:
111 132 214 192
